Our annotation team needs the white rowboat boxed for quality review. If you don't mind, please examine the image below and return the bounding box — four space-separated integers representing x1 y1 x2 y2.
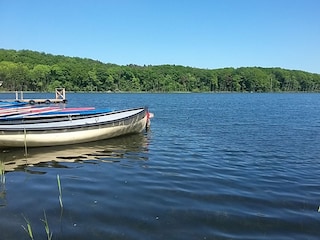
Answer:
0 107 151 148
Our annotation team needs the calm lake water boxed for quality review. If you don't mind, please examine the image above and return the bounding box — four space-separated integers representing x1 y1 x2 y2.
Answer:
0 92 320 240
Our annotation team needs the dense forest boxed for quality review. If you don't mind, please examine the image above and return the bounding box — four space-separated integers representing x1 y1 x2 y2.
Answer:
0 49 319 92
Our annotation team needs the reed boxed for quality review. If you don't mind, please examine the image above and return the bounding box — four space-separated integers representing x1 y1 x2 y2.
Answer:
0 160 5 186
41 210 53 240
24 128 28 157
57 174 63 209
21 176 63 239
22 211 53 240
22 215 34 240
0 161 5 204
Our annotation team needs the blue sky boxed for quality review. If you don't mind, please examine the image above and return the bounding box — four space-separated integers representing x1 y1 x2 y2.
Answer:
1 0 320 73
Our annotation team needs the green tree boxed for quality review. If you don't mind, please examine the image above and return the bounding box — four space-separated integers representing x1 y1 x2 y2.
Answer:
0 49 320 92
29 64 51 91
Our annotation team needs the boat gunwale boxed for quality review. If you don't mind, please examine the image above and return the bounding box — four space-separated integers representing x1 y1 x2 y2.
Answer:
0 107 146 124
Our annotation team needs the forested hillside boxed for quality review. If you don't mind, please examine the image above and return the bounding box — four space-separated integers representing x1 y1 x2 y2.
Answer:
0 49 319 92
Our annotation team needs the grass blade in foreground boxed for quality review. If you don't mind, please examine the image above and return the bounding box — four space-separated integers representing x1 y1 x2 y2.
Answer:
41 210 53 240
22 214 34 240
57 174 63 209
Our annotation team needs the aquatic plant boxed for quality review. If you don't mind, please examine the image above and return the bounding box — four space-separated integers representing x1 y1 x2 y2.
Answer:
22 211 53 240
41 210 53 240
22 214 34 240
20 174 64 239
0 161 5 186
24 128 28 157
57 174 63 209
0 160 6 206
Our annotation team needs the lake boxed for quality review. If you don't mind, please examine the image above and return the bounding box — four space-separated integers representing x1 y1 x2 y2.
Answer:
0 92 320 239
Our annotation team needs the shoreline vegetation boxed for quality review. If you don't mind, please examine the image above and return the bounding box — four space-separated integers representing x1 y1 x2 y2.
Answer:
0 49 319 93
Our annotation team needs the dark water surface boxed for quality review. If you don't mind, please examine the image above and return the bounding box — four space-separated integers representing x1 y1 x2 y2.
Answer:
0 93 320 239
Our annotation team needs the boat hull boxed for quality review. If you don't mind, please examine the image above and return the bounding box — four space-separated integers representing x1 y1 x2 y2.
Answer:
0 107 149 147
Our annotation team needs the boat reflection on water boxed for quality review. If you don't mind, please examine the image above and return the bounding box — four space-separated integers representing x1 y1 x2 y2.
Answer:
0 133 150 173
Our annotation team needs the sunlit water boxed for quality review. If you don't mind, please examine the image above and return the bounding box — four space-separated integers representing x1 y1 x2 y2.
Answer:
0 92 320 239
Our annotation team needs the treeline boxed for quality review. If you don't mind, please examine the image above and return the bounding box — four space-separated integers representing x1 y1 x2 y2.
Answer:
0 49 319 92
